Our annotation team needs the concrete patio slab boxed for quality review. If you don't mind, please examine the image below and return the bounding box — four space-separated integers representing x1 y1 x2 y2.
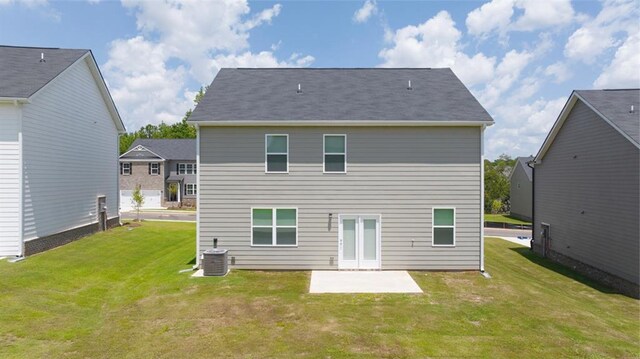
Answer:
309 270 423 294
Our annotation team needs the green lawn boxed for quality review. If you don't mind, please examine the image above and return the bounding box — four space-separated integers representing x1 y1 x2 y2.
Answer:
1 222 637 358
485 213 532 225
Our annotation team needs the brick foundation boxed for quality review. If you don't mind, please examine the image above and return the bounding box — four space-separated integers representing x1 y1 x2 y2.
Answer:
532 243 639 299
24 217 120 256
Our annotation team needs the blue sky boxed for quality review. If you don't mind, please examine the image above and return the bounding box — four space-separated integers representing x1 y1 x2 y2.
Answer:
1 0 638 159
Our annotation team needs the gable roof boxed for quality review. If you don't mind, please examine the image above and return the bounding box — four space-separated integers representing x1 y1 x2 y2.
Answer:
536 89 640 161
189 68 494 125
511 156 534 182
0 45 125 133
123 139 196 161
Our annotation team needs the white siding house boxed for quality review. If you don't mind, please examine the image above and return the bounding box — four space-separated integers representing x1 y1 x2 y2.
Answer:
0 45 125 257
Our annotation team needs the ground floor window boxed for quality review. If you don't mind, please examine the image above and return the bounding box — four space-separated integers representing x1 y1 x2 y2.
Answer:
185 183 197 196
433 208 455 246
252 208 297 246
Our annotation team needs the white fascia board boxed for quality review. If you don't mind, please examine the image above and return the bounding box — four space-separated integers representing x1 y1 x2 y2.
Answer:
191 120 495 127
0 97 30 104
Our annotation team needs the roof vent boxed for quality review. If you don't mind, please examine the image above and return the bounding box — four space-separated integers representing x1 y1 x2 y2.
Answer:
39 52 45 63
297 83 302 94
631 105 635 113
407 80 412 90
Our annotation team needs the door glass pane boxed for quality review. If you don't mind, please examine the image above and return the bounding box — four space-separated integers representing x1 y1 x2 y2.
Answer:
267 154 287 172
276 228 296 245
252 227 273 245
363 219 377 260
253 209 272 226
325 154 345 172
276 209 296 226
325 136 345 153
434 209 454 226
343 219 356 260
434 228 454 245
267 135 287 153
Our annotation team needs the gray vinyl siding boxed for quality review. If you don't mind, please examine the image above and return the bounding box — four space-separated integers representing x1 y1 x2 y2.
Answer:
510 163 532 221
534 101 640 284
199 126 482 270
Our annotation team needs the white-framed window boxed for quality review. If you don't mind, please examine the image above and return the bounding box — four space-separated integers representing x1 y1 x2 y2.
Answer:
150 162 160 175
185 183 197 196
323 134 346 173
178 163 197 175
432 207 455 246
121 162 131 175
265 134 288 173
251 208 297 246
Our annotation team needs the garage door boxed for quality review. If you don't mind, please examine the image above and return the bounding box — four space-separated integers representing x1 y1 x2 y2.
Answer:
120 190 163 211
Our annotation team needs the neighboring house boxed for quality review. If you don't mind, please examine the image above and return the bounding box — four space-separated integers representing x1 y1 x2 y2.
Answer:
509 156 533 221
119 139 197 210
188 68 494 270
0 45 125 257
532 89 639 298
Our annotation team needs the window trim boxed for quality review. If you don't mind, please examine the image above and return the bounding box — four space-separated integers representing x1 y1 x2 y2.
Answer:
121 162 131 176
323 134 347 174
250 207 298 247
178 163 196 175
432 207 456 247
185 183 197 196
150 162 160 175
265 134 289 174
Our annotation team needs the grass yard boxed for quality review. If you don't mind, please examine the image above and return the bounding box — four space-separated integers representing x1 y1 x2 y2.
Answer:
485 213 532 225
1 222 637 358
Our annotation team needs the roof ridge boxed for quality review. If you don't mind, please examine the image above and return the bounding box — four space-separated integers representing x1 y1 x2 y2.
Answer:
0 44 89 51
226 67 450 70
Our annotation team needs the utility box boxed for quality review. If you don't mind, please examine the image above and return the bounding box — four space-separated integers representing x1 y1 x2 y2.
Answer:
202 249 228 276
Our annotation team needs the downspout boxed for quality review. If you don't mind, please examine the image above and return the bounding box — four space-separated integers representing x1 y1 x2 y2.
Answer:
480 125 485 272
195 124 201 269
526 160 535 251
17 100 25 258
117 133 122 226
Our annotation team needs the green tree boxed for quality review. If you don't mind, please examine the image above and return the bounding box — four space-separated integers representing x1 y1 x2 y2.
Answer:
484 154 515 213
132 184 145 222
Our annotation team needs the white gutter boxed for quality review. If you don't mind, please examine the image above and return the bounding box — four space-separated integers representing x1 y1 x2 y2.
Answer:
191 120 495 127
0 97 30 104
195 124 201 268
480 124 485 273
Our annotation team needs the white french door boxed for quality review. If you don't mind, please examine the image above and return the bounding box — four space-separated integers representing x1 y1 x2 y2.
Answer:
338 215 381 269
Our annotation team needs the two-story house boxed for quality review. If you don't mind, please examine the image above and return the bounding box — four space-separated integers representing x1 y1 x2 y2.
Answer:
0 45 125 257
188 68 494 271
119 139 196 210
509 156 533 222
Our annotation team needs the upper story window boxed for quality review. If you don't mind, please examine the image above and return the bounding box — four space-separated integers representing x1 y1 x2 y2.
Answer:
433 208 455 246
178 163 197 175
149 163 160 175
265 134 288 173
324 135 346 173
121 162 131 176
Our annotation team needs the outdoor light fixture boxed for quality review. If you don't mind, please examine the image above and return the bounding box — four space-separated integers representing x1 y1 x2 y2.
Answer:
328 213 333 220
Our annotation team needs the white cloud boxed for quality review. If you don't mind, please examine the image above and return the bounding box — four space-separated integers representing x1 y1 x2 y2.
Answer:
544 61 572 83
486 97 566 156
593 33 640 88
466 0 514 37
512 0 575 31
564 0 639 62
466 0 575 37
353 0 377 24
478 49 534 108
104 0 314 129
0 0 60 20
378 11 496 86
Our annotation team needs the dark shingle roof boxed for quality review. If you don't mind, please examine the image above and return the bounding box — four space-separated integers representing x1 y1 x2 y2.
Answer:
0 45 89 98
575 89 640 144
189 68 494 123
127 139 196 161
515 156 534 181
